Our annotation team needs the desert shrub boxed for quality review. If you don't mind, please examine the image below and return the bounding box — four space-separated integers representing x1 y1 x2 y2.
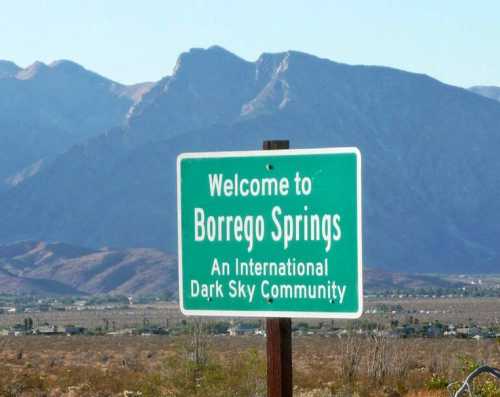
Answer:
137 372 166 397
459 354 481 375
161 347 266 397
476 378 500 397
0 372 48 397
448 354 500 397
366 336 390 386
340 336 362 385
425 373 449 390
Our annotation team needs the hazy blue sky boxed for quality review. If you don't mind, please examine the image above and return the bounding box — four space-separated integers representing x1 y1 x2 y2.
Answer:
2 1 499 87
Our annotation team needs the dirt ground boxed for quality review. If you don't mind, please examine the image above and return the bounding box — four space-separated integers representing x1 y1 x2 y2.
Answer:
0 335 498 396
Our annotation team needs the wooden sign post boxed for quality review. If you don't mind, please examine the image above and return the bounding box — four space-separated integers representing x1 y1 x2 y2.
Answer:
263 140 293 397
266 317 293 396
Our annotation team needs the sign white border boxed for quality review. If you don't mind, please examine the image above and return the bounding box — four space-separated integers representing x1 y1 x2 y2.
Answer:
177 147 363 319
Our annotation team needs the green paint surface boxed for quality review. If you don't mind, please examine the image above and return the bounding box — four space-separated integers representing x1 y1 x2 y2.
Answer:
178 149 362 318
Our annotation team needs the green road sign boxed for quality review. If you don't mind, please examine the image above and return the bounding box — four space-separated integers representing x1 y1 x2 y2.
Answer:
177 147 362 318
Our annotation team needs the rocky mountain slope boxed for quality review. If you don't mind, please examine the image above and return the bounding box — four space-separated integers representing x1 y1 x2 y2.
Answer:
0 59 152 189
1 47 500 273
0 241 177 296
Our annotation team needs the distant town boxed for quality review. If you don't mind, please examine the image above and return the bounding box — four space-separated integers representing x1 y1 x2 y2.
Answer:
1 284 498 341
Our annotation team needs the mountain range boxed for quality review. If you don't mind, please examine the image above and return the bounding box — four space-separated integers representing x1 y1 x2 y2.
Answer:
0 240 176 296
0 59 152 190
0 240 463 296
1 46 500 275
